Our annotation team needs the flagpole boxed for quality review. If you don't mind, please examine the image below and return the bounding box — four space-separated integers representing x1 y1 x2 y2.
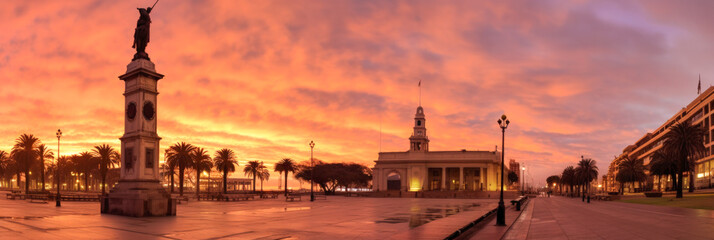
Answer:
419 80 422 106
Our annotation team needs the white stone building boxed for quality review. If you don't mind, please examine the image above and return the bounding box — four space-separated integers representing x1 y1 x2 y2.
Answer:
372 106 504 192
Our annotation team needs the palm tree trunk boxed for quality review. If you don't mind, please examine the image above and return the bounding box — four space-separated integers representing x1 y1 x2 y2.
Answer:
41 159 45 192
260 178 263 193
101 173 106 194
284 171 288 196
196 171 201 198
253 171 257 193
170 171 175 193
84 173 89 192
179 167 184 196
676 172 684 198
16 172 20 189
25 170 30 193
688 170 695 192
223 169 228 194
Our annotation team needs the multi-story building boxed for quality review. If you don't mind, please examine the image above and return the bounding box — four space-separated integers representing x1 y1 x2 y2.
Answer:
611 86 714 191
372 105 504 192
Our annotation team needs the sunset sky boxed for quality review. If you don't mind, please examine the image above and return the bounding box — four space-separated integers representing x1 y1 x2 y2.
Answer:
1 0 713 188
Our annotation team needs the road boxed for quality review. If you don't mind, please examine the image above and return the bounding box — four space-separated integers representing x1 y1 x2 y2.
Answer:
505 196 714 240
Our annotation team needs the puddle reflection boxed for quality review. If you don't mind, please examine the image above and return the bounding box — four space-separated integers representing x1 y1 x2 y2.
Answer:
375 203 480 228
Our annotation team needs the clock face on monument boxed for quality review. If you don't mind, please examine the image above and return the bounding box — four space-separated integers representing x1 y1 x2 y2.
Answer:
143 101 155 120
126 102 137 120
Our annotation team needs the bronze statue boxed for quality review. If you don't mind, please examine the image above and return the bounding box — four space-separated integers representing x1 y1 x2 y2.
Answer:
132 0 158 60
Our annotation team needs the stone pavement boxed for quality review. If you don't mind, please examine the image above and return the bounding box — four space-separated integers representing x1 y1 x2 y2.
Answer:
0 194 497 239
504 196 714 240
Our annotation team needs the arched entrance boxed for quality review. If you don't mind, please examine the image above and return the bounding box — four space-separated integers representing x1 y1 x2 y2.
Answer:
387 172 401 191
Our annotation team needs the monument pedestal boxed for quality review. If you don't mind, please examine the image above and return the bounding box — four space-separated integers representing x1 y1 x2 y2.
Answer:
102 58 175 217
101 180 176 217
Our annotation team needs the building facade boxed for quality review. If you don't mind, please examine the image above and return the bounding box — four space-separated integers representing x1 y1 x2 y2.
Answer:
372 106 504 192
607 86 714 192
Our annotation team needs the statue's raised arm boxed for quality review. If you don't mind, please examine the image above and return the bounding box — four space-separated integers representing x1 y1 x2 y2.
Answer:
131 1 158 60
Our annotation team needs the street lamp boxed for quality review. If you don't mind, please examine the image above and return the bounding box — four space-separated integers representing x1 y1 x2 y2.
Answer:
521 166 525 195
56 129 62 207
496 114 510 226
581 155 586 202
309 140 315 202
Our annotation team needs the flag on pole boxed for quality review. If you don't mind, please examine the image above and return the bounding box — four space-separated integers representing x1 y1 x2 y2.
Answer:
698 74 702 95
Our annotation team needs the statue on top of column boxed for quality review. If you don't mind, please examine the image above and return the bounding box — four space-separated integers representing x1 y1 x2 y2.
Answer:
132 1 158 61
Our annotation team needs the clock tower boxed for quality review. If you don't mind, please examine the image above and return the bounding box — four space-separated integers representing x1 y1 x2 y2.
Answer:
409 106 429 152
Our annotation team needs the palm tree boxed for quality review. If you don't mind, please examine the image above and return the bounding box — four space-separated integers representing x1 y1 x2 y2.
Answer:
274 158 297 196
214 148 237 194
616 157 646 194
12 134 40 193
166 142 195 196
546 175 560 192
0 150 8 188
663 121 707 198
577 158 598 202
191 147 213 197
243 160 265 193
74 151 97 192
649 150 677 191
92 144 119 194
561 166 575 196
259 168 270 193
162 149 176 193
35 144 53 192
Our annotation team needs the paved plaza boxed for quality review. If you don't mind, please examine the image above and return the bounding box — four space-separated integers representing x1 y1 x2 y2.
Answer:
504 196 714 240
0 194 497 239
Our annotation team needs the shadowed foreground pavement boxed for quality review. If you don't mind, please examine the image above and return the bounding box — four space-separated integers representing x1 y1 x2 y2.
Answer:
504 196 714 240
0 195 497 239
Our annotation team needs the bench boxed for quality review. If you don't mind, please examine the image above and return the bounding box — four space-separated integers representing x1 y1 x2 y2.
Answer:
27 194 48 203
173 196 189 204
510 196 528 211
6 192 25 200
286 194 301 202
314 194 327 200
261 193 278 199
345 192 360 197
594 194 615 201
61 194 100 202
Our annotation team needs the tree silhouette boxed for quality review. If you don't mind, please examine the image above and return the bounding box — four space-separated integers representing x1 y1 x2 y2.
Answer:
12 134 40 193
92 144 119 194
274 158 297 196
166 142 195 196
191 147 213 197
214 148 237 194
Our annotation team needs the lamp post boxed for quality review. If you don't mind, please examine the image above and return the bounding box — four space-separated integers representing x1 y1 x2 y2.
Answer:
521 166 525 195
309 141 315 202
581 155 586 202
55 129 62 207
496 115 509 226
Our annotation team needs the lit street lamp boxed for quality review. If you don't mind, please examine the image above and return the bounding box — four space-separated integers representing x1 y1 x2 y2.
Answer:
521 166 525 195
56 129 62 207
496 114 510 226
309 140 315 202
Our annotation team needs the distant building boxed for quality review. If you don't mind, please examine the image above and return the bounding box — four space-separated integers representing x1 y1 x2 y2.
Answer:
609 85 714 192
509 159 521 189
372 105 504 192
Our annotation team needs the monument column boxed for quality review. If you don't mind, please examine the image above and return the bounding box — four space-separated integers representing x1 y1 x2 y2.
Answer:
101 4 176 217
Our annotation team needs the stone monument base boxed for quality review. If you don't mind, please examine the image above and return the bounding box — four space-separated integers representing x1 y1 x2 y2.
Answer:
101 179 176 217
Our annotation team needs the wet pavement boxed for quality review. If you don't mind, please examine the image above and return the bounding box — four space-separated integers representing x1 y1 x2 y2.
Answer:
504 196 714 240
0 194 497 239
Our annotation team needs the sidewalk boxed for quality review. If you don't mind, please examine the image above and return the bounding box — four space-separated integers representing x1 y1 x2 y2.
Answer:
503 196 714 239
